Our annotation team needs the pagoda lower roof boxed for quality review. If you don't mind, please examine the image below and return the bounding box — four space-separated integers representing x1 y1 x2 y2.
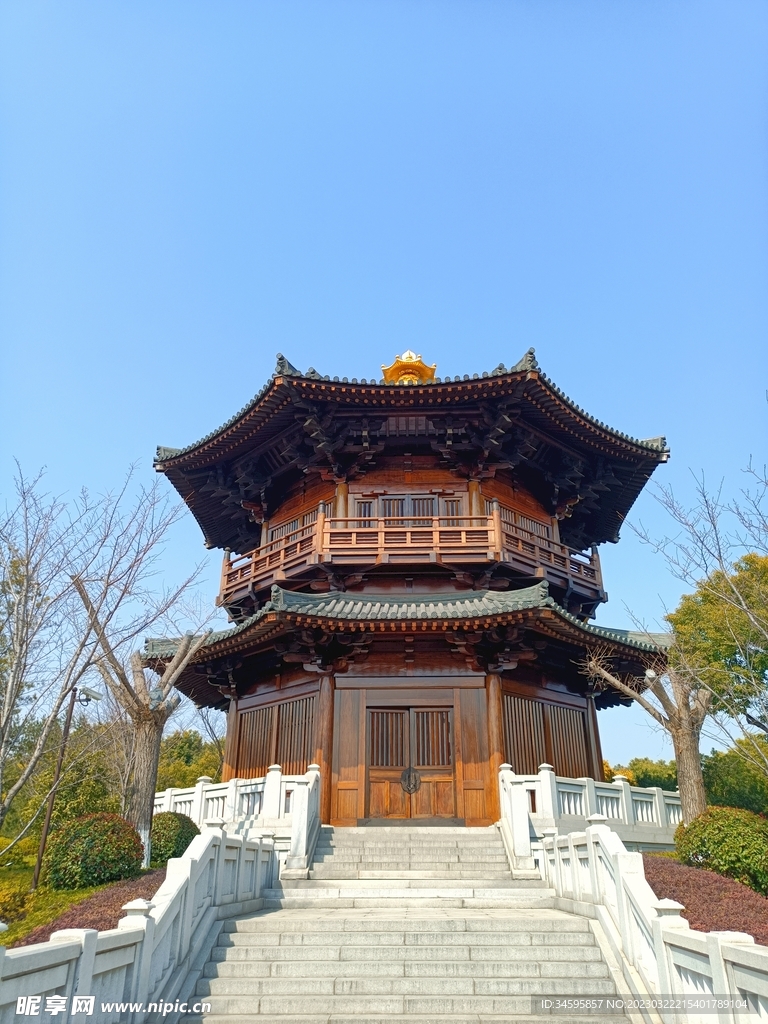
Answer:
145 582 667 706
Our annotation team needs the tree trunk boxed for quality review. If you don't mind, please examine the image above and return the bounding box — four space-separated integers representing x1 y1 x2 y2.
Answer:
669 723 707 824
127 712 166 865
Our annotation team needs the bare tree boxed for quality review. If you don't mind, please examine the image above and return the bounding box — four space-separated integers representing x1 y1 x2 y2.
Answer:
0 466 208 853
584 646 711 824
636 465 768 786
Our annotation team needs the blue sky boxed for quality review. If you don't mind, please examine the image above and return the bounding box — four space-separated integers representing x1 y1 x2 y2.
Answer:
1 1 766 763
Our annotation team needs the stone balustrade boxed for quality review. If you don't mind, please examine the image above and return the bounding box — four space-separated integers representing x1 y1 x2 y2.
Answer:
0 825 276 1024
499 763 682 854
153 763 311 829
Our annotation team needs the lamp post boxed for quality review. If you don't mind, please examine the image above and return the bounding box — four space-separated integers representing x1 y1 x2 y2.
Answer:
31 685 102 891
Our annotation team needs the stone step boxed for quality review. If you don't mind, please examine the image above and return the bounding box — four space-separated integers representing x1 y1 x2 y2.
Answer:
214 939 601 959
188 1016 629 1024
296 876 528 884
197 975 617 997
262 896 557 910
219 927 593 945
264 885 553 900
223 913 587 933
205 957 611 978
307 871 513 881
190 994 620 1016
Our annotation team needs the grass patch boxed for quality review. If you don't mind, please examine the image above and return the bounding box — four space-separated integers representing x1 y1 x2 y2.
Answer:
0 863 164 948
0 872 110 946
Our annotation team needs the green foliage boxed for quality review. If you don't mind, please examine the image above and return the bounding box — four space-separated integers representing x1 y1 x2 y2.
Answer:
150 812 200 867
1 718 121 846
606 758 677 790
667 553 768 712
675 806 768 895
45 813 143 890
0 880 29 922
703 738 768 814
0 834 39 868
156 729 222 791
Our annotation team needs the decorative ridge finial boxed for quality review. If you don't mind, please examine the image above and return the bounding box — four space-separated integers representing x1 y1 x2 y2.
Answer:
510 348 539 373
381 350 437 386
275 353 300 377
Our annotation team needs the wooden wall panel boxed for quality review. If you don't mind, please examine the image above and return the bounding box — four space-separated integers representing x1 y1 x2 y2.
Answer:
458 688 491 825
502 694 546 775
236 705 274 778
231 694 316 779
276 696 315 775
332 688 363 825
548 704 589 779
502 689 590 779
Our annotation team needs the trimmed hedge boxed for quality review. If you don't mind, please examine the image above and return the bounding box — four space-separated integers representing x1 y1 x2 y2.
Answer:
675 806 768 896
45 813 143 890
150 812 200 867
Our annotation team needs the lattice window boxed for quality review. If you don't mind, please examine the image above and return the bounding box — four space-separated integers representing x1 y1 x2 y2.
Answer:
381 498 405 523
411 497 435 525
443 499 462 524
414 710 452 766
369 710 406 767
269 517 299 541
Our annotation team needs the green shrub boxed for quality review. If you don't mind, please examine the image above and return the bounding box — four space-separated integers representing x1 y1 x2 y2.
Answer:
675 806 768 895
0 834 39 868
45 813 143 890
0 882 29 923
150 812 200 867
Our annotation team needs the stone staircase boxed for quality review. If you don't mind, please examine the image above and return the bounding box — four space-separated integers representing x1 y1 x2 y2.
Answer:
189 825 630 1023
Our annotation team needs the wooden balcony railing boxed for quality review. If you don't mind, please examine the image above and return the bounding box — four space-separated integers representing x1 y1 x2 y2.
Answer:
218 506 604 608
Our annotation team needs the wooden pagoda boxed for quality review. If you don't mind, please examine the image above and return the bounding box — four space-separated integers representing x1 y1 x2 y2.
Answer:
152 348 669 827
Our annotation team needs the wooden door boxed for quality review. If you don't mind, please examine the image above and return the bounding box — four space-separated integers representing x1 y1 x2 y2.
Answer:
366 707 455 819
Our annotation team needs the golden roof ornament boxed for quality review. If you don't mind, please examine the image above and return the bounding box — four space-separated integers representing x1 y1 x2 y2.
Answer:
381 349 437 386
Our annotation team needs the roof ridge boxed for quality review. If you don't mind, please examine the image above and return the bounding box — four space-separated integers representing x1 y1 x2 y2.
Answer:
154 349 669 466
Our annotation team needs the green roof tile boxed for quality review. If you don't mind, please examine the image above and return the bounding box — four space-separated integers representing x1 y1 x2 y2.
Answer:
143 581 666 661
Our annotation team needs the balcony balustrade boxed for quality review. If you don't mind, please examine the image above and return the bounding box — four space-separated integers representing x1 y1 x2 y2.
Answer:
218 503 604 610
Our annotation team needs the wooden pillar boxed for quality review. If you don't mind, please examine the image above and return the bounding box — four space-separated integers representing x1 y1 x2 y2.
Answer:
585 694 605 781
222 696 240 782
468 479 483 517
314 674 335 823
485 673 504 820
335 480 349 520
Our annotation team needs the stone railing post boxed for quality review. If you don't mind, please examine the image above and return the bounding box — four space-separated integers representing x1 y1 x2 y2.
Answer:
49 928 98 1005
537 763 558 821
226 777 239 822
612 774 633 824
262 764 283 819
652 900 689 1022
583 777 597 817
118 899 156 1014
650 786 666 826
191 776 213 826
705 931 756 1024
204 817 227 904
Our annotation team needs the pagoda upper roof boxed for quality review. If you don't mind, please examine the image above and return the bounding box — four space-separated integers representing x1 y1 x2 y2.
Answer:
144 582 667 708
155 349 669 552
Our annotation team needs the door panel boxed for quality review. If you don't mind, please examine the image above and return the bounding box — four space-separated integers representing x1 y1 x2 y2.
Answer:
366 707 455 819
